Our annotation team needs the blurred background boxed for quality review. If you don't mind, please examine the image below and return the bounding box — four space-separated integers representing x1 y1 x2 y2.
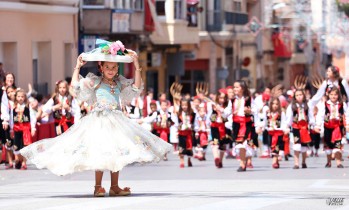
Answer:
0 0 348 97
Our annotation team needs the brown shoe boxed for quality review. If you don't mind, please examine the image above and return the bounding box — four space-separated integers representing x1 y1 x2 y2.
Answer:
109 186 131 197
94 185 106 197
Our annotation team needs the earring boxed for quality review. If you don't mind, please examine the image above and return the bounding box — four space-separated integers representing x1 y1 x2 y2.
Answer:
101 71 104 78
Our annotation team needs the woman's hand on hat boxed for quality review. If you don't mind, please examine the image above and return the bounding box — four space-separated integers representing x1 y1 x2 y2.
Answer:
75 54 87 69
128 50 140 69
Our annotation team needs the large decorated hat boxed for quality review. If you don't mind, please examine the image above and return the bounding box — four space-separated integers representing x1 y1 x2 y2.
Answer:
81 39 133 63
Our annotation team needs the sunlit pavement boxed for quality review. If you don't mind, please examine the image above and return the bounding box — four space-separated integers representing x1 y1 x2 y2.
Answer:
1 148 349 210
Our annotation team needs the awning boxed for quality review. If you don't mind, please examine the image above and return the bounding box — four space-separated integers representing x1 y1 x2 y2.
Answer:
187 0 200 5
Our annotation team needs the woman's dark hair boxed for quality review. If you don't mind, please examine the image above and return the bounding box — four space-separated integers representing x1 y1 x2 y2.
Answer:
178 98 193 117
234 80 251 98
3 73 16 87
269 97 282 116
215 91 228 108
328 66 341 80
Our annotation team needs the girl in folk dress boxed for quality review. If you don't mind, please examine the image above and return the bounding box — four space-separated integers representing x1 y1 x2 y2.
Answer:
209 89 231 168
263 97 287 168
43 80 81 136
286 89 313 169
314 87 349 168
9 89 36 170
173 99 196 168
21 41 171 197
223 80 255 172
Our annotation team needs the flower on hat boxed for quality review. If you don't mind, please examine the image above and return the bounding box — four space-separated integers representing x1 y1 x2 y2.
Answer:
99 40 128 56
109 42 121 55
115 41 125 51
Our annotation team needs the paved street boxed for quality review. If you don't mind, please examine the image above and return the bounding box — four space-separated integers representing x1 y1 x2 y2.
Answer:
1 148 349 210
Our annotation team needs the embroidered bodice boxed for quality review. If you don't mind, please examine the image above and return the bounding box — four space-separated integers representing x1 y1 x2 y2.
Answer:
72 73 143 114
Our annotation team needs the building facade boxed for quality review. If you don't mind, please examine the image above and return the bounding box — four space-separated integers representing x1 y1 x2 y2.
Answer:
0 0 79 95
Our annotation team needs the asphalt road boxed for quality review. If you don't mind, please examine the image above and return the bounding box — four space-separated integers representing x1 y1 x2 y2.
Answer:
0 147 349 210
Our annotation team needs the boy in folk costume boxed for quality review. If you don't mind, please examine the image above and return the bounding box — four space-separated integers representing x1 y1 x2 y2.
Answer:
286 76 313 169
314 86 349 168
194 104 210 161
139 100 174 160
139 100 158 133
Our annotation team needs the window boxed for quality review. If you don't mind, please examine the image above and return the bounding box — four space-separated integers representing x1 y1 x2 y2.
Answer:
155 0 165 16
174 0 183 19
113 0 131 9
83 0 104 6
155 0 185 19
133 0 143 10
233 1 241 12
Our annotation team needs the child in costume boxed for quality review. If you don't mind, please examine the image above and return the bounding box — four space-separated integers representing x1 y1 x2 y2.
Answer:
194 104 210 161
42 80 81 136
173 99 196 168
222 80 255 172
209 89 231 168
9 89 36 170
20 40 172 197
314 87 349 168
263 97 287 168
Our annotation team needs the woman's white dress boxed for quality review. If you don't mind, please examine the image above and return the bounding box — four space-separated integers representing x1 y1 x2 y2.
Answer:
20 73 172 176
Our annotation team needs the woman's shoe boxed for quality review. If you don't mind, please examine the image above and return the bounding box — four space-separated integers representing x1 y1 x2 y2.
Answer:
214 158 220 167
246 163 254 168
180 163 185 168
302 163 307 168
5 164 13 169
337 164 344 168
94 185 106 197
293 165 299 169
187 159 193 167
325 163 331 168
20 165 27 170
272 163 279 169
237 166 246 172
109 186 131 197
